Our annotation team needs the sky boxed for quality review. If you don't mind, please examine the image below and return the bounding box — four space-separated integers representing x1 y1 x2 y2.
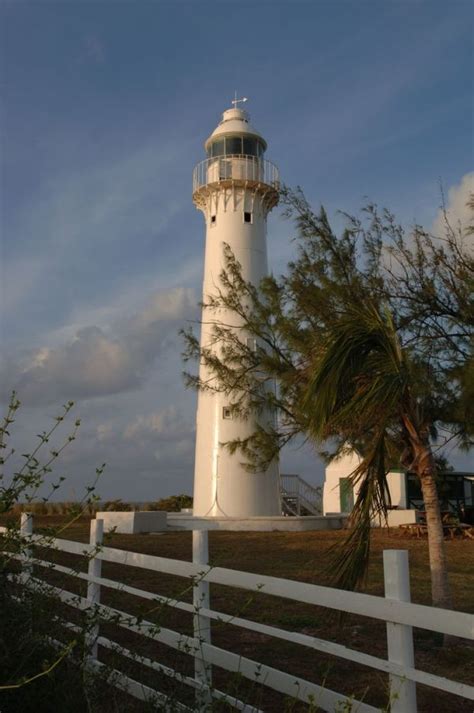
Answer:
1 0 473 502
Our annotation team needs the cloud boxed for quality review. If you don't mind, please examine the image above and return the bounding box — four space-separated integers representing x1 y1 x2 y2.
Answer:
2 132 192 342
2 286 198 404
119 407 196 482
125 287 198 332
67 406 197 499
432 172 474 237
124 406 192 443
11 327 138 403
78 34 105 64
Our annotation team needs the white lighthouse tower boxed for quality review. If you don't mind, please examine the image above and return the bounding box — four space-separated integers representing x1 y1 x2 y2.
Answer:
192 100 281 518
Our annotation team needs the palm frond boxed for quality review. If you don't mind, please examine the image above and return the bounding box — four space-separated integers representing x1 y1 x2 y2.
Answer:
304 301 407 441
329 429 391 591
301 301 406 590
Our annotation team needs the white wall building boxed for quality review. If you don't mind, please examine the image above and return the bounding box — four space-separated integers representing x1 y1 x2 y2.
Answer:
323 449 474 525
323 450 418 526
323 451 408 513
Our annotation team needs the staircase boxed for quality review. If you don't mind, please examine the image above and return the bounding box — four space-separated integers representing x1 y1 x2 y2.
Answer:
280 474 322 516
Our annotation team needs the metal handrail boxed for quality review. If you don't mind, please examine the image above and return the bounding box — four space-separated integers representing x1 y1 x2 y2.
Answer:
281 474 321 497
280 474 322 516
193 155 280 193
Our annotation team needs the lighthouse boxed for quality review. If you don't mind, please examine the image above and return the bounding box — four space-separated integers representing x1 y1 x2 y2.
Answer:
192 101 281 518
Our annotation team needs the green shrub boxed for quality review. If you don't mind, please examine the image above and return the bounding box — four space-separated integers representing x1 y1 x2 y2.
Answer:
146 494 193 512
0 393 107 710
102 499 133 512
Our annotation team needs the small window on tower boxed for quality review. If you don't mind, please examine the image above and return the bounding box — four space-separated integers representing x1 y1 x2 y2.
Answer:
211 139 225 157
222 407 232 420
243 137 258 156
211 215 216 225
225 137 242 155
244 212 252 223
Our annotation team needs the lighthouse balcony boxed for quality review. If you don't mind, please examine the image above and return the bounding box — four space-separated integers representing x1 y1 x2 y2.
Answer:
193 155 280 194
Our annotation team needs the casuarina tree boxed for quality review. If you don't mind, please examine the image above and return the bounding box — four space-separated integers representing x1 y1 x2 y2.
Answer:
182 187 473 609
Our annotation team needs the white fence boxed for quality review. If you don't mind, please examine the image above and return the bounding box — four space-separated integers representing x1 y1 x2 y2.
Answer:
3 514 474 712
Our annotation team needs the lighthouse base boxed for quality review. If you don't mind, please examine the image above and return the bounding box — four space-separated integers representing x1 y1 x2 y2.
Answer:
165 514 347 532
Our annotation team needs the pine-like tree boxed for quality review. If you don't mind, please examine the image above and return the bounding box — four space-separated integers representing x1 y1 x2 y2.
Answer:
183 188 473 608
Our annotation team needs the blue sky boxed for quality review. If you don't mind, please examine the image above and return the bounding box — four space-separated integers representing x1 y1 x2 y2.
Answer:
1 0 472 501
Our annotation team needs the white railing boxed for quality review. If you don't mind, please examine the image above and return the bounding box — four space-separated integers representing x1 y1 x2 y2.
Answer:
3 514 474 712
281 474 322 516
193 155 280 193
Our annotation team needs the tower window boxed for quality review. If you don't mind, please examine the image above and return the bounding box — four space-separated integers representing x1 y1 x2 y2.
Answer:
210 215 216 225
210 139 225 157
244 212 252 223
243 137 258 156
226 137 242 155
222 407 233 420
208 136 265 158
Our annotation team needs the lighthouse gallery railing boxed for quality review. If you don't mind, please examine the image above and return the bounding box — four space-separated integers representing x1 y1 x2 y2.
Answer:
193 155 280 193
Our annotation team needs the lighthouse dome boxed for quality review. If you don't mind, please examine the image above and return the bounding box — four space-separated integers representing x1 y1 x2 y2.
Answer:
205 107 267 158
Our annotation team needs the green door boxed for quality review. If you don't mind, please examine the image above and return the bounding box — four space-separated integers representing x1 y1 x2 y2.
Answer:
340 478 354 512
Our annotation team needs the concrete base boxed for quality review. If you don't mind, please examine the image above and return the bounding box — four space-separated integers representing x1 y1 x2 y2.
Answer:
166 514 346 532
327 508 423 528
386 509 419 527
96 511 167 534
369 509 420 528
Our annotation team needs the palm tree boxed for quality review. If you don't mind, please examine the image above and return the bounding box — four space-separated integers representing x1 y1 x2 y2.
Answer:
304 300 452 609
184 193 472 610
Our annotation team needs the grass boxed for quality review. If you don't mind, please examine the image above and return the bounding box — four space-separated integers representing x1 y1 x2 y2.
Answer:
3 515 473 712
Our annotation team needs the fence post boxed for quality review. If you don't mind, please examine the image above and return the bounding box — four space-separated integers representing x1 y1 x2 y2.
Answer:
86 517 103 661
383 549 417 713
20 512 33 578
192 528 212 708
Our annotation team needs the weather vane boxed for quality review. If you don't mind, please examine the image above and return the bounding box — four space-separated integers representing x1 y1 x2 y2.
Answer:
231 91 248 108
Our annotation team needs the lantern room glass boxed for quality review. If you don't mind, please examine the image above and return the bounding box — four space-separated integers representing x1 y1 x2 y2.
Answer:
207 136 265 158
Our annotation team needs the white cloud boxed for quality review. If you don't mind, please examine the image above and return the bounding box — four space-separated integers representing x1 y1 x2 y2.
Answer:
154 439 192 463
10 326 138 403
2 133 192 332
125 287 197 332
432 172 474 238
2 286 198 404
123 406 196 472
124 407 186 441
69 405 196 499
96 423 113 442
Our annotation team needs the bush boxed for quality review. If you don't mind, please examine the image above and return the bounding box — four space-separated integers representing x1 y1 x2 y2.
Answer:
101 499 133 512
0 578 88 713
146 494 193 512
0 393 107 711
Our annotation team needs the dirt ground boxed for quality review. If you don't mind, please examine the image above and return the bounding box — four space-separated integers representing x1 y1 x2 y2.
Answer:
4 516 474 712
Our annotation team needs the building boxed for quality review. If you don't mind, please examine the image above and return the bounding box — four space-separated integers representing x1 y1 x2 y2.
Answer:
191 101 281 518
323 450 474 525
